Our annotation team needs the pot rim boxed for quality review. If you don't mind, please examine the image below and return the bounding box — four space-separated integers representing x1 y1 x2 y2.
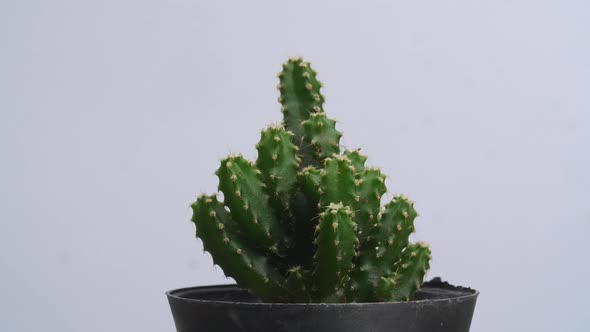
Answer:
166 281 479 307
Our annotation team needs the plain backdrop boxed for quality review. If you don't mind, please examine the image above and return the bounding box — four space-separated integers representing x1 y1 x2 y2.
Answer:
1 1 589 331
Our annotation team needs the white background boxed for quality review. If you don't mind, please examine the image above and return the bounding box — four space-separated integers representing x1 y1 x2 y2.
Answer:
1 1 589 331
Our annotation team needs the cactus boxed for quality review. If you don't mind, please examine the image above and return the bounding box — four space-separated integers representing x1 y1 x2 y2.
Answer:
190 57 431 303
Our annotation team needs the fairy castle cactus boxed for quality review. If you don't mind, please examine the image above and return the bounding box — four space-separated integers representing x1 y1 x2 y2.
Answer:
191 58 431 303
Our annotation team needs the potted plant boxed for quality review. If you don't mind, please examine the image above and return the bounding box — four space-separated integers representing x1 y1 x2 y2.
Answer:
167 58 478 332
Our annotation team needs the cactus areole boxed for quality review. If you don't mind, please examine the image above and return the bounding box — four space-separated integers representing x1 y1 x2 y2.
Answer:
167 58 478 332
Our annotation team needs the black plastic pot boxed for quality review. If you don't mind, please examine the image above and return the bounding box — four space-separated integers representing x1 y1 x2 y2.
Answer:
166 278 478 332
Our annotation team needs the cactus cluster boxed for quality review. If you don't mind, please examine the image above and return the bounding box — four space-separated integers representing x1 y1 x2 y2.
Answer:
191 58 431 303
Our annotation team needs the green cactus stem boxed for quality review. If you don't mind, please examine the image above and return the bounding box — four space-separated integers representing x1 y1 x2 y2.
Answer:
365 196 417 273
284 266 313 303
216 155 284 252
301 112 342 166
256 126 299 228
375 242 432 301
343 149 368 173
354 167 387 243
191 195 286 301
299 166 321 204
278 58 325 146
319 155 356 209
289 190 319 269
348 195 417 301
312 203 357 299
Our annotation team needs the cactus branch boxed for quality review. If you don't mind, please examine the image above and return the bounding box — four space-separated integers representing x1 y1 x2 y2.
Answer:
366 195 417 273
301 112 342 166
299 166 321 204
348 195 417 301
319 155 356 209
256 126 299 230
278 58 325 145
343 149 368 173
355 168 387 243
375 243 431 301
216 155 284 252
191 195 286 301
312 203 357 299
284 266 313 303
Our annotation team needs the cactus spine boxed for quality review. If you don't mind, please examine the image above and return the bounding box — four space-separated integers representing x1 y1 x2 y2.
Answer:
191 58 431 303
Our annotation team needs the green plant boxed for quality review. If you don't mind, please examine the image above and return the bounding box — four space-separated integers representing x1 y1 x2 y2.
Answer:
191 58 431 303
